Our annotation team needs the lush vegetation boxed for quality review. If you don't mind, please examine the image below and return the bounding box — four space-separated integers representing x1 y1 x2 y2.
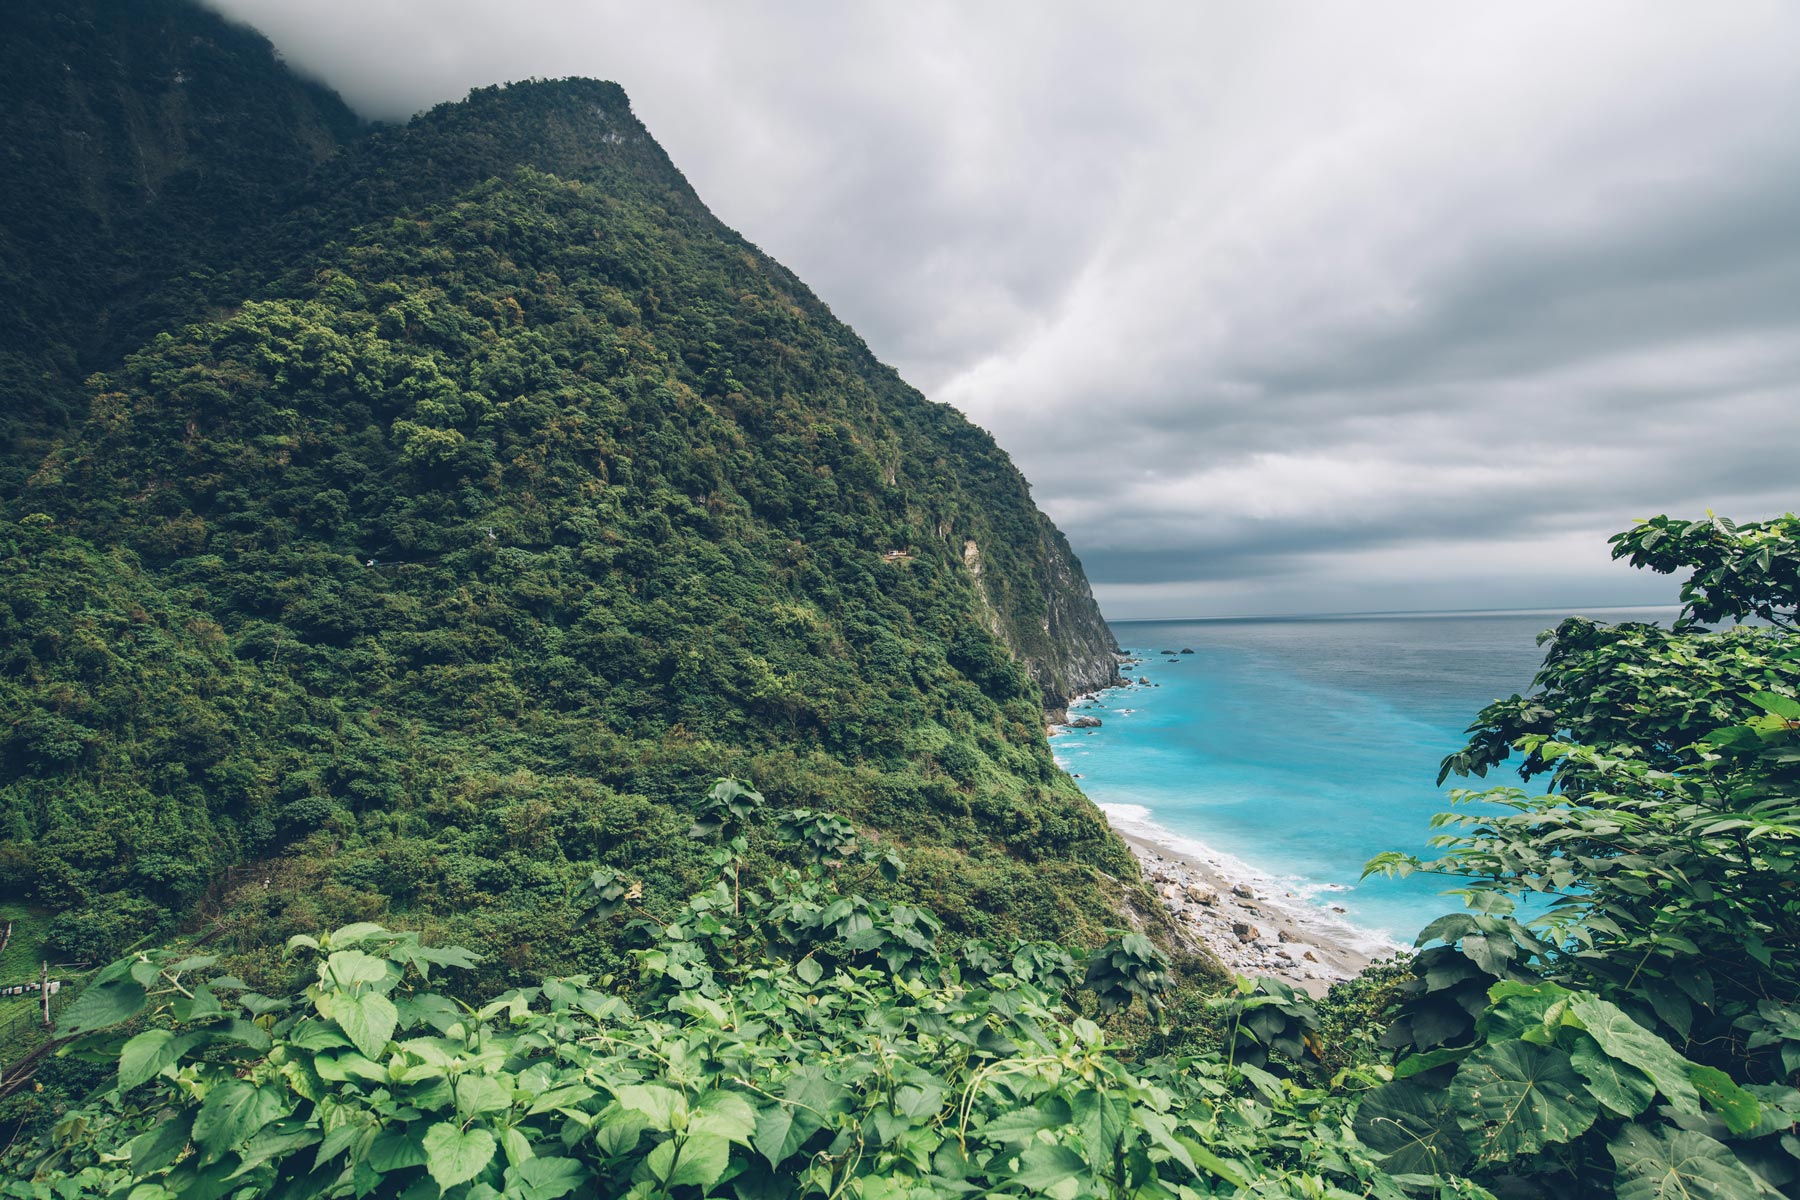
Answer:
3 5 1796 1196
1359 512 1799 1195
0 783 1447 1199
6 514 1797 1198
2 12 1129 992
0 0 361 490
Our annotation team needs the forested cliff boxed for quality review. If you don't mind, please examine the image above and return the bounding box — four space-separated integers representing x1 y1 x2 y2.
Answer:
0 1 1128 980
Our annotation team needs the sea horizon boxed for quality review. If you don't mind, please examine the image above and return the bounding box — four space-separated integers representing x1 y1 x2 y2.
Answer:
1111 601 1682 625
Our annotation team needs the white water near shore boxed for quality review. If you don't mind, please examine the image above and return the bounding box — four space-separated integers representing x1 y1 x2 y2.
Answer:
1056 608 1678 993
1103 800 1406 959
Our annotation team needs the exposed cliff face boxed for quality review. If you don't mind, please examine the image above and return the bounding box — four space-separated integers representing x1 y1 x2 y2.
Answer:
962 530 1120 718
1025 525 1124 714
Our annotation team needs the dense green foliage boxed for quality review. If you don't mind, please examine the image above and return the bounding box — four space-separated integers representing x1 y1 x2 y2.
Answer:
11 513 1798 1199
2 10 1129 984
1361 513 1800 1195
0 0 360 486
2 790 1449 1200
1613 513 1800 632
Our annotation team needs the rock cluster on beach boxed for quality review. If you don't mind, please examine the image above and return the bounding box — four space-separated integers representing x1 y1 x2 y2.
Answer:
1128 839 1371 996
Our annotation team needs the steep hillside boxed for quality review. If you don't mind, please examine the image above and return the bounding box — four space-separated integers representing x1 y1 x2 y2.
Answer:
2 25 1134 981
0 0 361 486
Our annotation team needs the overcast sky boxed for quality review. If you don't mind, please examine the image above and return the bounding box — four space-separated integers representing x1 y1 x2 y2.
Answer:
210 1 1800 618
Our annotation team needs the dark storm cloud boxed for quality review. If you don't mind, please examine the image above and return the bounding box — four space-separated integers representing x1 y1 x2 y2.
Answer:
208 0 1800 616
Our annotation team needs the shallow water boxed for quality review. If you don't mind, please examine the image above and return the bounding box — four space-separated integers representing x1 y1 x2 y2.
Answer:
1054 607 1678 950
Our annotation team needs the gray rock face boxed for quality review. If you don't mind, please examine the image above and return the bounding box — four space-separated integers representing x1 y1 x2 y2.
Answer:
961 523 1121 719
1018 529 1122 715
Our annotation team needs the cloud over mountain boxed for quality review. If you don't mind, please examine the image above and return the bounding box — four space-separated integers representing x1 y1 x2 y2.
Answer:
211 0 1800 615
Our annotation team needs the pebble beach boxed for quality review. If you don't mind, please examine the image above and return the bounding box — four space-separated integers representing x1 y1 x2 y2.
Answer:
1119 828 1384 997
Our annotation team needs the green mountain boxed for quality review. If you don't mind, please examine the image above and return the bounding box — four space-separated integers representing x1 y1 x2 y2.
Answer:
1 3 1141 984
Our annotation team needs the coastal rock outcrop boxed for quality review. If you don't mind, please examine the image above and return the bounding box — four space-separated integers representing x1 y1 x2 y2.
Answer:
960 529 1122 720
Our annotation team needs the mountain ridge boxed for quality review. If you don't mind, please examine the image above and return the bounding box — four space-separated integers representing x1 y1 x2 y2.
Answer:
0 2 1151 996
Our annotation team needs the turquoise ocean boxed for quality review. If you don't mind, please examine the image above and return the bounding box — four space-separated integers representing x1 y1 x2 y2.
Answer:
1053 607 1678 954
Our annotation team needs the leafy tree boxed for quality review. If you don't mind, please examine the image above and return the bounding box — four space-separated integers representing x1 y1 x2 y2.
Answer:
1364 514 1800 1196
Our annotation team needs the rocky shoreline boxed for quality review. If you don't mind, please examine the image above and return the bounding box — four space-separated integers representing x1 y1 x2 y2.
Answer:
1053 657 1402 997
1120 830 1389 997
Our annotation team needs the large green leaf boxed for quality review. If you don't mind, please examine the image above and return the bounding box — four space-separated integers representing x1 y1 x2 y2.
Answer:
977 1098 1070 1147
1449 1042 1597 1163
614 1084 685 1132
192 1080 285 1164
334 990 398 1061
455 1073 514 1118
1609 1125 1767 1200
367 1129 429 1173
1688 1067 1761 1136
127 1112 194 1176
668 1134 731 1190
1012 1142 1090 1191
690 1089 757 1146
1572 1033 1656 1117
326 949 391 990
1353 1080 1471 1176
753 1101 820 1169
422 1122 497 1190
118 1029 203 1092
56 978 147 1036
1569 995 1700 1113
753 1070 847 1167
594 1110 650 1159
504 1156 589 1200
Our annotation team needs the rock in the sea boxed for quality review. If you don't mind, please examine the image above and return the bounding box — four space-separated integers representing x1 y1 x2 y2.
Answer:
1330 905 1347 914
1137 676 1150 685
1069 715 1103 728
1181 648 1195 654
1230 884 1256 900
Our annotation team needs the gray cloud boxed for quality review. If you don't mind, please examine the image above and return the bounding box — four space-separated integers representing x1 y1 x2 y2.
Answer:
209 0 1800 617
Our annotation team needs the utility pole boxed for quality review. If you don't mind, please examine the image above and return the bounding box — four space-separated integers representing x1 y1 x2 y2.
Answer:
40 961 49 1028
